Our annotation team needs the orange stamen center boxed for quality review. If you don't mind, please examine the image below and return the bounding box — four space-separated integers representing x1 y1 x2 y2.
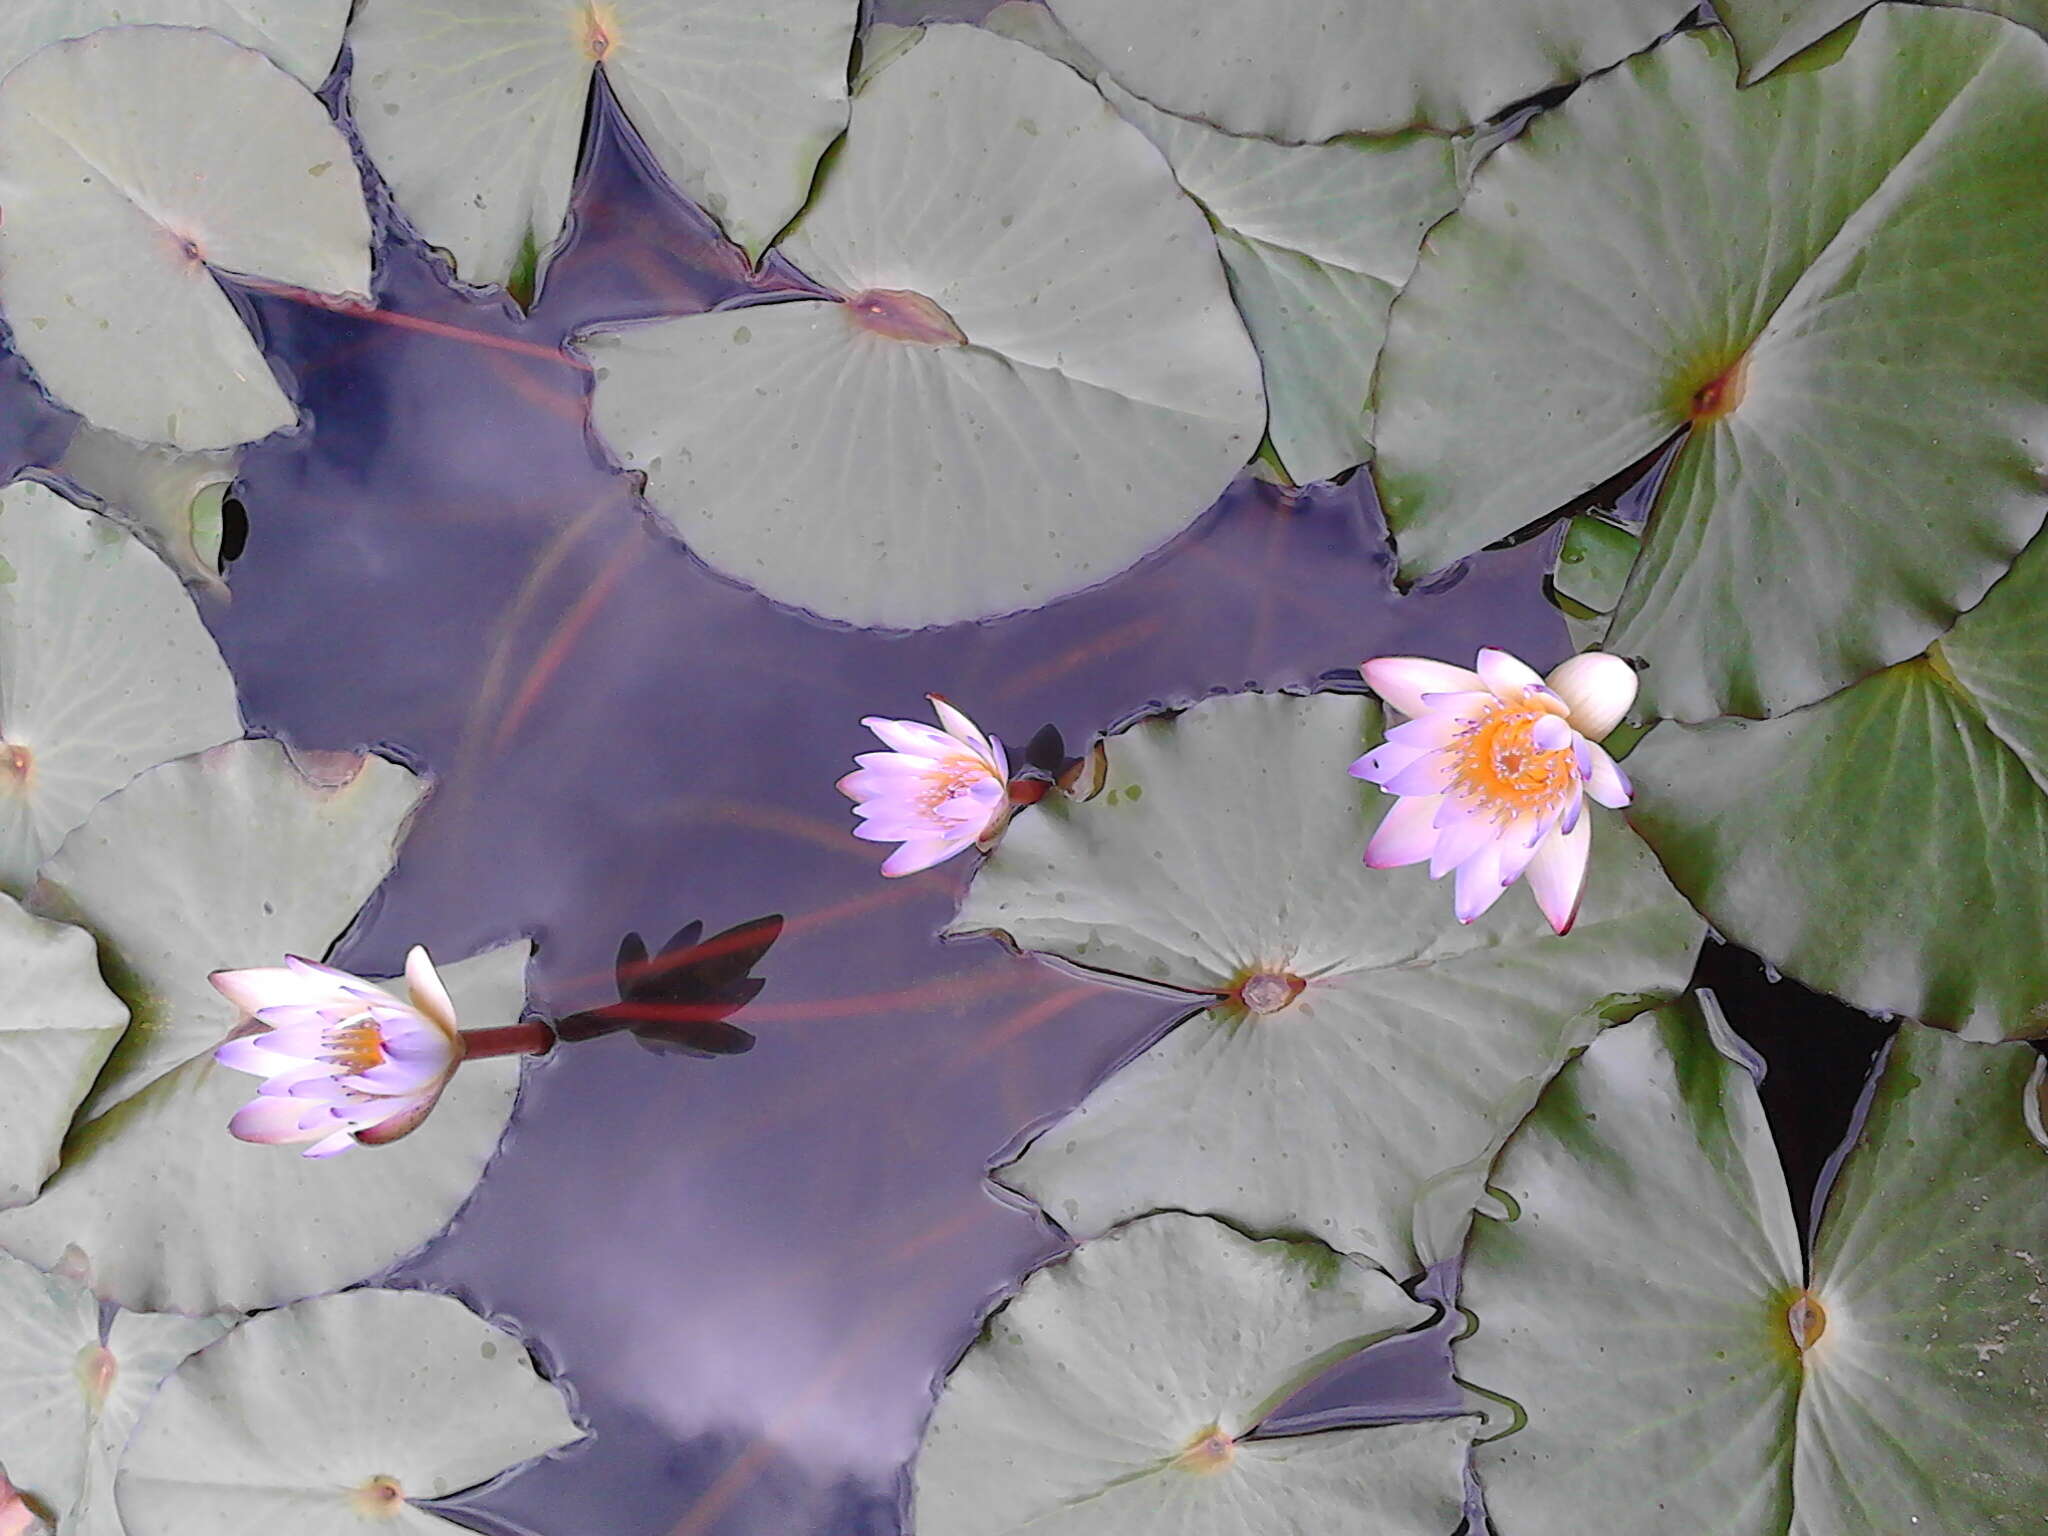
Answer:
917 757 996 818
1448 705 1576 823
322 1015 389 1074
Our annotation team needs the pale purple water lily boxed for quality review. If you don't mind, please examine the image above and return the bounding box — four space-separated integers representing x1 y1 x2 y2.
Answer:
839 696 1010 877
211 947 465 1159
1351 648 1638 935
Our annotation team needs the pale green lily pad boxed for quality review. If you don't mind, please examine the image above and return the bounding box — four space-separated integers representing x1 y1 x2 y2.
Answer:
32 739 424 1118
1719 0 2048 83
50 428 242 595
347 0 856 283
984 2 1459 484
0 1248 228 1533
1460 999 2048 1533
581 23 1264 629
948 691 1704 1279
913 1212 1471 1536
1373 13 2048 722
0 897 126 1212
1044 0 1694 139
0 941 531 1316
0 27 371 451
117 1289 582 1534
0 2 348 86
1627 515 2048 1042
0 481 243 895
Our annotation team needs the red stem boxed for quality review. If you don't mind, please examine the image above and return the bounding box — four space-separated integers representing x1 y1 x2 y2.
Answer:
459 1020 556 1059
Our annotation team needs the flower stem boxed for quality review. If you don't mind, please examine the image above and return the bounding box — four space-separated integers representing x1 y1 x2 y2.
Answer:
459 1019 556 1060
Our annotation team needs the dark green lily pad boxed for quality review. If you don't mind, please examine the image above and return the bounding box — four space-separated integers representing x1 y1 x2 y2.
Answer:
949 691 1703 1280
1719 0 2048 83
1373 12 2048 722
1461 999 2048 1533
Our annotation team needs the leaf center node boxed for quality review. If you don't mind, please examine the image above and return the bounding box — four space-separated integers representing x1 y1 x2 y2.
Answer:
1686 353 1749 424
1235 970 1305 1016
350 1475 407 1517
1787 1290 1827 1353
1173 1426 1237 1474
845 288 967 347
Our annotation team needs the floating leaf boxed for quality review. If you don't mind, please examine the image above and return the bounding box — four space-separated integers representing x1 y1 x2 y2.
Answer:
1718 0 2048 83
0 941 531 1315
0 1249 228 1533
50 428 241 595
0 27 370 451
32 740 424 1118
0 482 243 895
913 1212 1470 1536
581 23 1264 629
117 1289 581 1534
346 0 857 283
1460 999 2048 1533
948 691 1703 1279
0 2 349 87
1042 0 1694 139
1373 14 2048 722
984 2 1459 484
0 898 126 1211
1628 515 2048 1042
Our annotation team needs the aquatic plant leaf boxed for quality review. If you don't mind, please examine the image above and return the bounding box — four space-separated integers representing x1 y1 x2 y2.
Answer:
116 1289 581 1534
0 1249 228 1535
1043 0 1692 139
1460 1001 2048 1533
346 0 856 285
581 24 1264 629
984 2 1458 484
49 429 241 595
947 691 1704 1279
0 27 371 451
0 898 127 1211
1373 14 2048 722
913 1212 1470 1536
1628 517 2048 1041
0 1 348 87
0 482 243 895
1718 0 2048 83
31 740 424 1118
0 942 530 1315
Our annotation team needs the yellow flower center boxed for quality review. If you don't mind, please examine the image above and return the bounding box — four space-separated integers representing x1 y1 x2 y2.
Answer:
1448 706 1575 821
322 1015 389 1074
916 756 993 817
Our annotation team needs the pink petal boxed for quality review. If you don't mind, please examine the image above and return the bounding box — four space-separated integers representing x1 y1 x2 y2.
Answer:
300 1128 361 1159
863 717 959 759
354 1092 444 1146
1579 742 1632 808
404 947 460 1038
1383 712 1470 751
228 1096 322 1146
881 834 973 877
1364 794 1442 868
1453 843 1511 923
1361 657 1485 719
1476 648 1546 703
1530 715 1572 752
1350 739 1429 785
210 965 343 1018
1428 802 1497 878
1525 815 1592 935
214 1035 301 1078
1494 825 1546 890
1545 652 1638 743
928 695 1004 777
1384 750 1457 798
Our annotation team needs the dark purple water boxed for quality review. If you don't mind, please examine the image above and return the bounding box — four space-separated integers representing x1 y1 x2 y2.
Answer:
6 53 1887 1536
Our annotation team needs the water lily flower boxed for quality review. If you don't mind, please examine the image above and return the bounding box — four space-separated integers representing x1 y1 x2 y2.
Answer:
1351 648 1637 935
839 696 1010 876
211 948 465 1159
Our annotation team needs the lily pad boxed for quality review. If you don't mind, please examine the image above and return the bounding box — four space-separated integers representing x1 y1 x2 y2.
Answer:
1460 998 2048 1534
0 1249 229 1533
1718 0 2048 83
580 23 1264 629
0 2 349 87
1373 12 2048 722
50 428 242 595
0 940 532 1316
1627 514 2048 1042
31 739 424 1118
913 1212 1471 1536
0 481 243 896
1043 0 1694 140
947 690 1704 1279
0 26 371 451
346 0 856 285
0 898 127 1211
984 2 1460 485
117 1289 582 1534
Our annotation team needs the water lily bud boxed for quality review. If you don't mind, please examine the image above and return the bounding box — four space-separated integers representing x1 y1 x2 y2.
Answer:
1543 651 1638 743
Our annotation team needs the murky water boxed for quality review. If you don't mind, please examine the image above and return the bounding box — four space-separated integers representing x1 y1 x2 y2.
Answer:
10 61 1889 1536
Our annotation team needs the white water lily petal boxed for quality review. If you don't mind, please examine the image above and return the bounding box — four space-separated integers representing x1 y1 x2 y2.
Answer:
582 24 1263 629
116 1289 582 1535
0 943 531 1314
0 482 242 896
0 27 371 449
1544 651 1637 742
0 1 348 87
913 1213 1470 1536
347 0 857 284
